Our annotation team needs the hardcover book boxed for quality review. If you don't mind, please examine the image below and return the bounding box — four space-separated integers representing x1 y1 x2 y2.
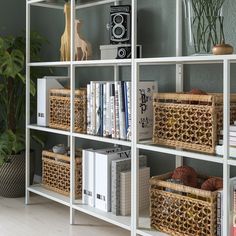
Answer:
111 155 147 215
120 167 150 216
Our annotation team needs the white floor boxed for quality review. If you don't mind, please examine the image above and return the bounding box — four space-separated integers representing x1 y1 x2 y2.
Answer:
0 195 130 236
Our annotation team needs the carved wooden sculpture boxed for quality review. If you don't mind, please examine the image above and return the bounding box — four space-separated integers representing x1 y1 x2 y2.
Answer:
74 19 92 60
60 3 71 61
60 3 92 61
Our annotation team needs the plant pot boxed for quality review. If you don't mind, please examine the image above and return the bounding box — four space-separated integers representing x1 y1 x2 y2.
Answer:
0 152 34 198
184 0 226 55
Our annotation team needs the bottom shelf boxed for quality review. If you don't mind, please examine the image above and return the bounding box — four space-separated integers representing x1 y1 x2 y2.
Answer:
27 185 168 235
138 211 169 236
72 203 131 231
27 184 70 207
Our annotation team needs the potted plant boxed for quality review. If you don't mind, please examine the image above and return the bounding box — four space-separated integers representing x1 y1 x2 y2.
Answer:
0 32 47 197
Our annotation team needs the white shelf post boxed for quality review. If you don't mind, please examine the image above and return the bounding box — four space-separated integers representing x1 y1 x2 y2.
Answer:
223 59 230 236
175 0 183 168
25 0 31 205
70 0 76 225
131 0 138 235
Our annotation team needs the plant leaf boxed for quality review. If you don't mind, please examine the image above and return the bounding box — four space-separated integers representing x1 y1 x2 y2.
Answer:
0 130 14 158
17 73 36 96
0 49 24 78
31 133 45 148
0 84 4 92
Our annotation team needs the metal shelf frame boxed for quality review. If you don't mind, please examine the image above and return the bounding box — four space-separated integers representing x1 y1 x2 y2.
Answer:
25 0 234 235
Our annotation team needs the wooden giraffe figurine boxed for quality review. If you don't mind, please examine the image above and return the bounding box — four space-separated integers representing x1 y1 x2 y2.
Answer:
60 3 92 61
74 19 92 60
60 3 71 61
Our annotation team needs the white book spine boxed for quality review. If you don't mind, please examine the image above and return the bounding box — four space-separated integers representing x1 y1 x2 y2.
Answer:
87 84 91 134
105 82 112 137
95 82 100 136
138 81 158 140
115 81 120 139
110 84 116 139
118 82 126 140
90 81 96 135
82 149 95 207
126 82 132 141
103 83 107 137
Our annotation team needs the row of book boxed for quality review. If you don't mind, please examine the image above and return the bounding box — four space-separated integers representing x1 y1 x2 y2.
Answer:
86 81 157 140
217 177 236 236
216 122 236 158
82 147 150 215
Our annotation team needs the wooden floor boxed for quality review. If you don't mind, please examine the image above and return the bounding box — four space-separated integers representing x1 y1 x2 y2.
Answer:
0 195 130 236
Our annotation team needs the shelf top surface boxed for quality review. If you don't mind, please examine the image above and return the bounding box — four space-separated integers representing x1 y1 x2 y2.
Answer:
27 0 125 10
27 54 236 67
136 54 236 65
28 59 131 67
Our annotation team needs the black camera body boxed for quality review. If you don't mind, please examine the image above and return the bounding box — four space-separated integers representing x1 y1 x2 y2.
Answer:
110 5 131 44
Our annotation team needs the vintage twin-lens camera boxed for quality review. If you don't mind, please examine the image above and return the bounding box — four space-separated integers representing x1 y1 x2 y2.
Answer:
100 44 142 60
110 5 131 44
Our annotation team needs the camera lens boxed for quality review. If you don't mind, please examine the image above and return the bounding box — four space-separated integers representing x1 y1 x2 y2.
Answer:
118 48 126 58
113 14 124 24
112 25 125 38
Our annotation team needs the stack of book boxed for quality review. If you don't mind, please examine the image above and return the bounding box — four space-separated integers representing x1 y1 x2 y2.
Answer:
82 147 149 214
217 190 223 236
217 177 236 236
216 123 236 158
86 81 157 140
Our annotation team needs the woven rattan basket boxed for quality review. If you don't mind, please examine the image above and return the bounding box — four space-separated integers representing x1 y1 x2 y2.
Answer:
42 150 82 198
150 172 218 236
153 93 236 153
49 88 87 133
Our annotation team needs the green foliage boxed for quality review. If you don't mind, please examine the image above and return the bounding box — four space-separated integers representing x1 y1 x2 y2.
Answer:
0 32 47 166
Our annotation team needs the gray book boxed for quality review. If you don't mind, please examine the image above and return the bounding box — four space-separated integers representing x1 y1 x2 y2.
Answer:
111 155 147 215
120 167 150 216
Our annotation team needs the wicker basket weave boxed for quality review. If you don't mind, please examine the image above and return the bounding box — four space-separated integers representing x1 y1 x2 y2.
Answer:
150 172 218 236
42 150 82 198
153 93 236 153
49 88 87 132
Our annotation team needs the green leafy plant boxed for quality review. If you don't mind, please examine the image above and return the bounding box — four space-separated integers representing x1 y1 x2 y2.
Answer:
0 32 47 165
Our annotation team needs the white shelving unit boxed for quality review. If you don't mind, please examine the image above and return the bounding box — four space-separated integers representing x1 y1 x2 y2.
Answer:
25 0 235 235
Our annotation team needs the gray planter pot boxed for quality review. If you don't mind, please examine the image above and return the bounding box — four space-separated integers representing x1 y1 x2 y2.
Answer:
0 152 34 198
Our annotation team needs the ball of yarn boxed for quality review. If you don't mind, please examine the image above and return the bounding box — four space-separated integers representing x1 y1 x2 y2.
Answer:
201 177 223 191
172 166 198 188
188 88 207 95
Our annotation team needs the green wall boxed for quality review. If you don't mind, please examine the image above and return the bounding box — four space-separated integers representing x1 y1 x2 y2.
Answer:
0 0 25 36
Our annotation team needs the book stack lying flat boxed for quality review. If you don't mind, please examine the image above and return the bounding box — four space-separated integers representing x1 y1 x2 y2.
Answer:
216 123 236 158
86 81 157 141
232 177 236 236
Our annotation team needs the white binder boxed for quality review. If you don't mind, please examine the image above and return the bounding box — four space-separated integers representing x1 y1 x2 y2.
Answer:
95 149 131 212
37 77 66 126
82 147 121 208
